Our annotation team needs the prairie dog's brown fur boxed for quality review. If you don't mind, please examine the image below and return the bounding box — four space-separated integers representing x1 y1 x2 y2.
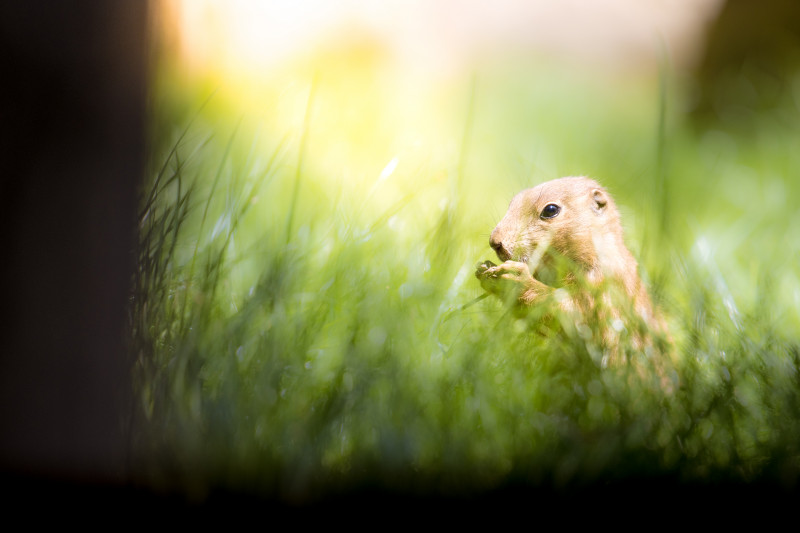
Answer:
475 177 666 350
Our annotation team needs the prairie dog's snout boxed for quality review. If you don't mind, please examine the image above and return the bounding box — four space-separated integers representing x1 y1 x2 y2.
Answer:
489 229 511 262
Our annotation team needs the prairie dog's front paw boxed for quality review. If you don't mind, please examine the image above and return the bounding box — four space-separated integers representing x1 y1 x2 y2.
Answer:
475 260 496 276
476 260 534 297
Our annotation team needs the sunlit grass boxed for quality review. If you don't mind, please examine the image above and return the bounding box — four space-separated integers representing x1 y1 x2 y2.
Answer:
131 51 800 500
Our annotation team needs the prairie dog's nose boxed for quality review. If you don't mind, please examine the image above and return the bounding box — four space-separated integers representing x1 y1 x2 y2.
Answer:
489 230 511 261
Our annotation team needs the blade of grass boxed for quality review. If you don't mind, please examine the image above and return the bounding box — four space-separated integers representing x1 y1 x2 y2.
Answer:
286 73 319 246
179 118 243 330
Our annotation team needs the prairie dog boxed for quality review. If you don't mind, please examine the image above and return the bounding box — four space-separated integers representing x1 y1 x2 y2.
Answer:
475 177 664 346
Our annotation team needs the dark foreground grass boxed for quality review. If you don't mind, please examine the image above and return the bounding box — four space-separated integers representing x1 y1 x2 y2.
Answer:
129 64 800 502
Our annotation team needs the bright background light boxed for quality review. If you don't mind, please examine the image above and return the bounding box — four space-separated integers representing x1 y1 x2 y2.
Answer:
161 0 724 79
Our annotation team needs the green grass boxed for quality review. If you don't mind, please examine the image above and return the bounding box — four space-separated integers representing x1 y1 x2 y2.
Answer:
129 57 800 501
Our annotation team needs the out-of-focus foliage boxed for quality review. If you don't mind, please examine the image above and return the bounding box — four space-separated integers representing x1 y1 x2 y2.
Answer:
130 43 800 500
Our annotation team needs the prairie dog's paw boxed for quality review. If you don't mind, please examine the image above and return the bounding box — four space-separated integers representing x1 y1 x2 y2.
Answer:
476 260 534 297
474 260 497 279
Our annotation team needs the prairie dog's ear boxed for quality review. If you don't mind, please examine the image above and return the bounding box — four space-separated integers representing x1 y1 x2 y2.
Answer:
591 188 607 215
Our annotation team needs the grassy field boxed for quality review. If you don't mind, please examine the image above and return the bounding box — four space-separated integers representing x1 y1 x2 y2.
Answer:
130 50 800 501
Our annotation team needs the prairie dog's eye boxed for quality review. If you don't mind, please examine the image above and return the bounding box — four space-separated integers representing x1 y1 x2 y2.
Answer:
540 203 561 219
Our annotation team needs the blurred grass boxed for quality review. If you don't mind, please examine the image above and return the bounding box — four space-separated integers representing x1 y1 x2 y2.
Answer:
130 52 800 500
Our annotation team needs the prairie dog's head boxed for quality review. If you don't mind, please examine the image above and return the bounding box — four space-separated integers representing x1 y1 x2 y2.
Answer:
489 177 623 271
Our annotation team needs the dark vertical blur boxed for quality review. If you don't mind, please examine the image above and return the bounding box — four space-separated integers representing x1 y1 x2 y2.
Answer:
0 2 147 486
690 0 800 129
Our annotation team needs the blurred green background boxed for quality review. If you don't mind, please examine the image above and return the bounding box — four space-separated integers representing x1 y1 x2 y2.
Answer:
132 0 800 499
